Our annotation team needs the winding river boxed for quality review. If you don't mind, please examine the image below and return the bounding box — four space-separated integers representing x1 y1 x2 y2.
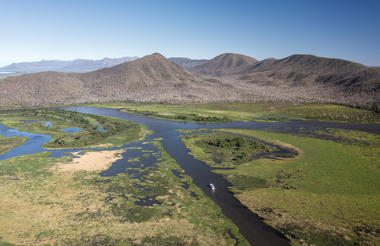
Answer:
1 106 380 246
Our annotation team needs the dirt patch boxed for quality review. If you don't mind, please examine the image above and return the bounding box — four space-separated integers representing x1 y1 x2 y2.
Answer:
53 149 125 172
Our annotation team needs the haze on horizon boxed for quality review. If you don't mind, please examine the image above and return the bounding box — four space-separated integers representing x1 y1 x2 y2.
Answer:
0 0 379 66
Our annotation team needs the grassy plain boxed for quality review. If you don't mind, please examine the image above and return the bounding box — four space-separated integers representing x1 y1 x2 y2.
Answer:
181 129 380 245
85 102 380 123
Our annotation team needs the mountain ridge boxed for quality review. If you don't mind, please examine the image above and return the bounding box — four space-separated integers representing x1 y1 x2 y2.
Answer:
0 56 139 72
0 52 378 109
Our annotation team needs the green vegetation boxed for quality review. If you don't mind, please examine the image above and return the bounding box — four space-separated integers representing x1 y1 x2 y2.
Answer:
122 108 230 123
182 132 277 167
181 129 380 245
85 102 380 123
0 109 146 148
0 136 247 245
0 136 27 155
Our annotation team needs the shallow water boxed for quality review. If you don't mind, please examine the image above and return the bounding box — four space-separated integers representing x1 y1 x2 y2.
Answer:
1 106 379 246
22 120 52 127
97 124 107 132
0 122 53 161
60 127 82 133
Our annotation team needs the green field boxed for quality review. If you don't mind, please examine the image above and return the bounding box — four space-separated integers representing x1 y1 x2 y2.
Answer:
181 128 380 245
84 102 380 123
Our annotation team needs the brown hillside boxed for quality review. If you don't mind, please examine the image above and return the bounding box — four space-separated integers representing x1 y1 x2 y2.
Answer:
190 53 379 107
237 54 378 91
0 72 88 107
190 53 258 76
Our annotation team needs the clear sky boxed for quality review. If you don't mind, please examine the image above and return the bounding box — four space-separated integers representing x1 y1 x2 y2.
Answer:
0 0 379 66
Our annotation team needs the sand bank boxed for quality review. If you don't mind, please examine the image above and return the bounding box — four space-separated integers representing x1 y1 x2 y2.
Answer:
55 149 125 172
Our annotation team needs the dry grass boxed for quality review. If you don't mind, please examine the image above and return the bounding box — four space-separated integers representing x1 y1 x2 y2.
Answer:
53 149 125 172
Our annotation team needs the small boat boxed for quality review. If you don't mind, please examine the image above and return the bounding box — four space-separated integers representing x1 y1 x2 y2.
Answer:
209 183 215 191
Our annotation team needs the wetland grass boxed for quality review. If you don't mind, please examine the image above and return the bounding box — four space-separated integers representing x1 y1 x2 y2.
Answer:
85 102 380 123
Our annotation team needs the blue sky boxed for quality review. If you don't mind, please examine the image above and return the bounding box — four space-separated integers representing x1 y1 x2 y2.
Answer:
0 0 379 66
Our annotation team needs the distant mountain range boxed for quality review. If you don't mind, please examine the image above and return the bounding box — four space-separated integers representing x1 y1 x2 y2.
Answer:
0 52 378 110
0 57 207 73
0 57 139 72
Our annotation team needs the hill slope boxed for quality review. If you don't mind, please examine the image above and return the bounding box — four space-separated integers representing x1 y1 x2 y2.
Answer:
234 54 379 92
191 53 380 108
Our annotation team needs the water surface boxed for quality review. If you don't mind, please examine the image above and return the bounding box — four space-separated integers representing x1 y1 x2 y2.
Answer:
60 127 82 133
